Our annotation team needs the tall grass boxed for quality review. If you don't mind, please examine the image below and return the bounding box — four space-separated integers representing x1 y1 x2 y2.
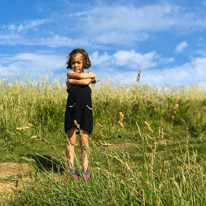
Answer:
1 78 206 205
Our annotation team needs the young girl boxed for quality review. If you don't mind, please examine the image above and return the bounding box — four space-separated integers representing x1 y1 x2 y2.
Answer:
64 48 97 179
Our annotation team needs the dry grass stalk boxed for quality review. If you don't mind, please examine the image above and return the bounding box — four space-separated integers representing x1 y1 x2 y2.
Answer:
144 121 153 133
156 140 167 145
16 126 30 131
158 127 164 139
16 123 33 131
118 112 124 127
118 121 124 127
202 106 206 114
159 127 161 139
74 120 82 135
146 134 153 140
153 142 157 153
136 67 142 82
152 141 158 159
99 140 113 146
97 122 103 128
161 128 164 139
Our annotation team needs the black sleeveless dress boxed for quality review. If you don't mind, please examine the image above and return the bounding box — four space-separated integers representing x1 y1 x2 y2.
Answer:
64 85 93 134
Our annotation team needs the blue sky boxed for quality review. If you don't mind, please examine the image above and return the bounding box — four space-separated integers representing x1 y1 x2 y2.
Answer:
1 0 206 87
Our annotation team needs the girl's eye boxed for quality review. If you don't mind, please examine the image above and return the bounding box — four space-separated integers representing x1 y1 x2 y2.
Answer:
72 61 81 64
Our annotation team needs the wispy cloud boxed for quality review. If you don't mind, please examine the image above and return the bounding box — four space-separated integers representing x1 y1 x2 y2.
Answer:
175 41 188 53
31 35 89 48
203 1 206 7
1 3 206 48
0 33 89 48
196 48 206 56
1 19 49 33
82 3 206 45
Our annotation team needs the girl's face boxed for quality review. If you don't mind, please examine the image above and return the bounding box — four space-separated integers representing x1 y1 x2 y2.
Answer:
71 53 84 73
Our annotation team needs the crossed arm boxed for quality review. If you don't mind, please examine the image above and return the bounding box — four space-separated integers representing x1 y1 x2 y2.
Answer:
66 71 97 86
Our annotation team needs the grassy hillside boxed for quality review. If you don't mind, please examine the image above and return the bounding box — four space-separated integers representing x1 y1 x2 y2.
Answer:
0 79 206 205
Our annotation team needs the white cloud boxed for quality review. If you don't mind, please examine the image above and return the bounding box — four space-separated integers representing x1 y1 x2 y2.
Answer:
90 52 111 65
0 33 22 45
90 50 172 69
93 55 206 87
194 57 206 75
113 50 157 69
175 41 188 53
0 53 66 79
141 57 206 87
1 51 206 88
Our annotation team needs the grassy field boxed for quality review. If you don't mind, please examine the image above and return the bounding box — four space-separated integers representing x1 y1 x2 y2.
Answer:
0 78 206 205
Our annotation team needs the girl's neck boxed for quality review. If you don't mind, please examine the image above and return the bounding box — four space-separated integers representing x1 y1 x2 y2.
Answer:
76 70 84 74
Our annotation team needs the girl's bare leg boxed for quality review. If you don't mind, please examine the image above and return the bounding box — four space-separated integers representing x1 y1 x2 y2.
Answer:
79 129 89 170
66 128 76 169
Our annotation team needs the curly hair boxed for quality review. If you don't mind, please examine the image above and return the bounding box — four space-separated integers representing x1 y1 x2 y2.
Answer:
66 48 91 69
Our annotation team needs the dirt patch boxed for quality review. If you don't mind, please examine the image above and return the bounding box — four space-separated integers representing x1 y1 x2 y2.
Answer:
0 181 16 194
0 162 31 179
0 162 31 198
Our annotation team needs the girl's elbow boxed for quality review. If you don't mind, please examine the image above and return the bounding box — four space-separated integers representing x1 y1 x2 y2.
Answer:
67 71 72 78
68 79 72 84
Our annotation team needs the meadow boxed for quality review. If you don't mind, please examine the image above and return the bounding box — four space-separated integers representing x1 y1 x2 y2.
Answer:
0 78 206 205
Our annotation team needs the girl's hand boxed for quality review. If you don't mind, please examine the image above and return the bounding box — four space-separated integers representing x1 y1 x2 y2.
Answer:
91 76 98 84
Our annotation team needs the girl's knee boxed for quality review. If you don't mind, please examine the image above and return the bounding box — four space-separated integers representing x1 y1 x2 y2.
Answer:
81 129 89 138
67 128 76 145
80 130 89 148
67 139 76 147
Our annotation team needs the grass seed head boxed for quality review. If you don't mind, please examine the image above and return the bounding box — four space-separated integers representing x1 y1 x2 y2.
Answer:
74 120 82 135
136 67 142 82
171 103 179 122
144 121 153 133
118 112 124 127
